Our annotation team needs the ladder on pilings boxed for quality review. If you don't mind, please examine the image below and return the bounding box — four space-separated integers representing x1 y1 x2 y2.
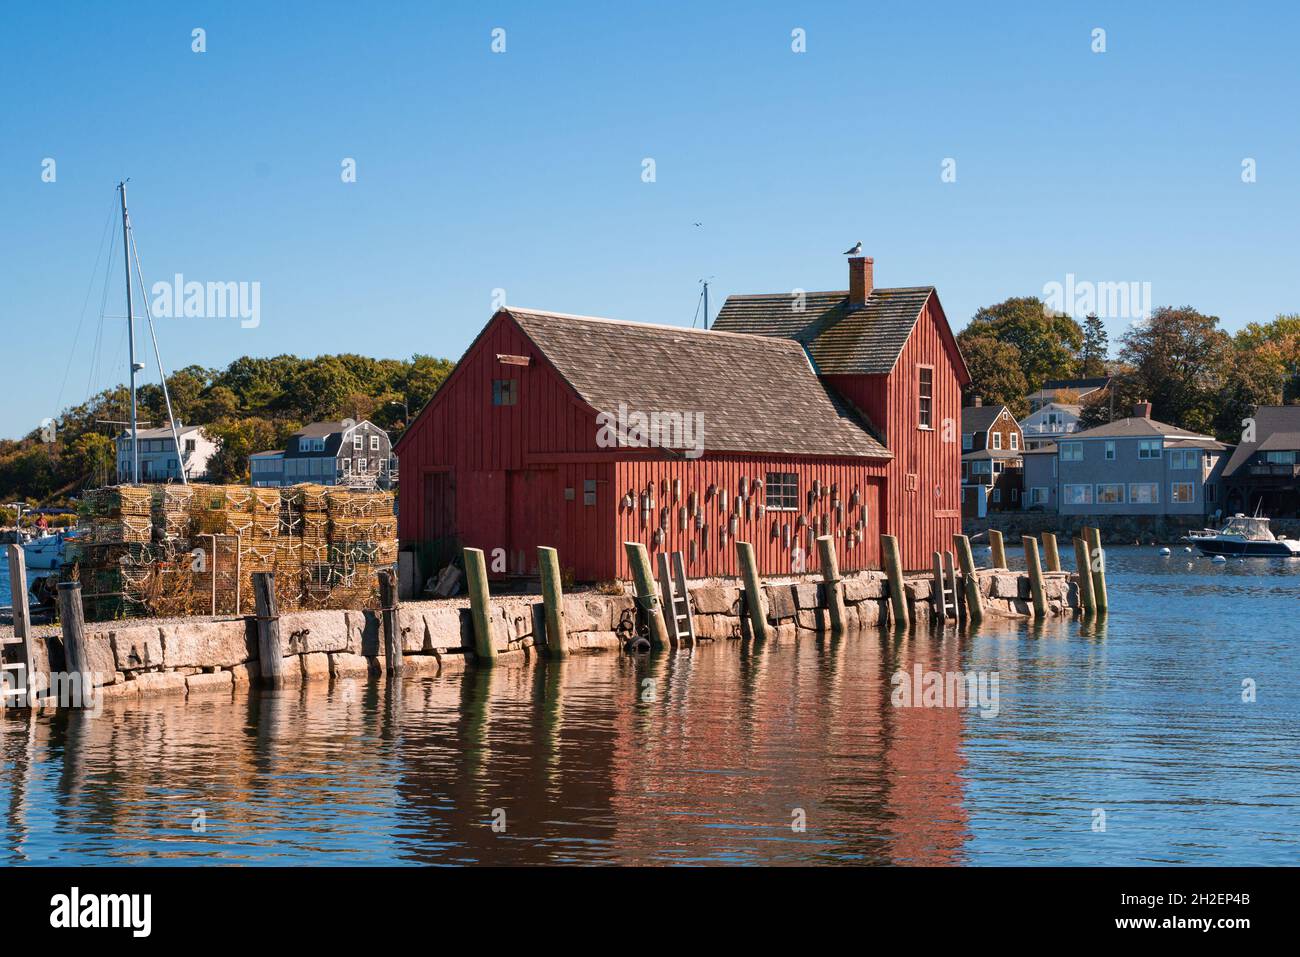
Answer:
2 545 38 709
932 550 959 621
656 551 695 644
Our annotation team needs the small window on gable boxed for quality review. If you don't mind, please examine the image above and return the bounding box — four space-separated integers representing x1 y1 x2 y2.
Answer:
493 379 518 406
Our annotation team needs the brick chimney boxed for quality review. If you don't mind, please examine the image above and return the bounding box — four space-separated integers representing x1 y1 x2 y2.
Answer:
848 256 874 309
1133 400 1152 419
972 396 983 407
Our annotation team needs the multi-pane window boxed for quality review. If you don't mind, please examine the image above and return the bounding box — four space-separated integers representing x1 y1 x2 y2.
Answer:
1171 482 1195 503
1128 483 1159 504
1169 449 1200 470
1009 433 1019 450
354 434 364 451
1096 483 1124 504
991 432 1002 450
1060 441 1083 462
1105 441 1115 461
1063 484 1093 505
962 433 973 450
1030 487 1050 505
1138 439 1162 460
765 472 798 510
493 379 518 406
371 435 380 451
918 367 933 428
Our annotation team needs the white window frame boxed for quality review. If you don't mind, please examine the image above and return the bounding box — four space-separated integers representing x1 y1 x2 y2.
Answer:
370 435 380 451
1063 484 1093 505
1095 483 1125 504
354 434 364 451
764 472 799 511
991 432 1002 450
1009 433 1019 450
1128 483 1159 504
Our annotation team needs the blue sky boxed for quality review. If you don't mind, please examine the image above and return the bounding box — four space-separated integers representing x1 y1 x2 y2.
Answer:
2 1 1298 439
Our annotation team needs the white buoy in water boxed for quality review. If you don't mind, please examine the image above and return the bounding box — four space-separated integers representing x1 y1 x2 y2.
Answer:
1158 547 1171 556
1211 555 1227 564
1184 546 1193 553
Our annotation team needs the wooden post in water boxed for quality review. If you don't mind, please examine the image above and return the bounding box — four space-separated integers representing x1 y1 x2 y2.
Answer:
880 534 909 630
1042 531 1062 572
625 542 671 649
816 535 846 633
953 534 984 625
463 547 497 663
1022 536 1048 619
5 545 35 706
1084 526 1109 613
734 541 770 641
988 529 1007 570
378 568 403 675
1072 536 1096 615
253 572 288 688
56 581 90 708
537 546 568 658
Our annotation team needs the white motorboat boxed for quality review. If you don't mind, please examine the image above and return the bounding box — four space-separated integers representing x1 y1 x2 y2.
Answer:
1184 514 1300 558
21 529 66 569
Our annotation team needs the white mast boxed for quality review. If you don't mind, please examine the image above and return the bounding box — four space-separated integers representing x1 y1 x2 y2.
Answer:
118 181 141 484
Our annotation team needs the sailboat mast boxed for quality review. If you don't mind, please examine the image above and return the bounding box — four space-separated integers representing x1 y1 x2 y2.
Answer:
119 181 139 484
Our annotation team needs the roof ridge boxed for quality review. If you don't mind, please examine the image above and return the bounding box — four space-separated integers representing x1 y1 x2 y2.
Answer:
722 285 934 301
506 306 807 347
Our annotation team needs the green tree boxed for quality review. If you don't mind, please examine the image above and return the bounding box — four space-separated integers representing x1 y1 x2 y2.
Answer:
957 335 1029 418
962 297 1084 392
1080 314 1109 378
1117 306 1232 434
206 417 283 483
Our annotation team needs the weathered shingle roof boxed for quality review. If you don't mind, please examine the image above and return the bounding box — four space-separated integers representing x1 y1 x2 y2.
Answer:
1071 417 1211 440
961 405 1006 434
712 287 936 375
506 308 890 459
1222 405 1300 477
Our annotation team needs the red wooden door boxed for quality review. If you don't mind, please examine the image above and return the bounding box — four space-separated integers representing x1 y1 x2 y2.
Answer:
507 469 560 577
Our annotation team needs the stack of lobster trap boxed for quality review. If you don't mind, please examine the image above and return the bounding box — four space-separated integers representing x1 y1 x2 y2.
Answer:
64 483 396 621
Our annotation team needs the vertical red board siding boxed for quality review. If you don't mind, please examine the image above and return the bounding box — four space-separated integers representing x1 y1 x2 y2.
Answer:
613 455 885 579
824 294 964 571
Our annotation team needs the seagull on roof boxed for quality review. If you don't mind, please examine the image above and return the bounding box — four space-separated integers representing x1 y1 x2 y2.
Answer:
843 241 862 255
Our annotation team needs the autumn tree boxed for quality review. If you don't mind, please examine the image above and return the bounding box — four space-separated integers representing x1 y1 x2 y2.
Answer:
1116 306 1232 435
962 296 1083 393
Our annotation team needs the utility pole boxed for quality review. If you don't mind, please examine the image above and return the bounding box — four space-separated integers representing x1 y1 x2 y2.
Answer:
119 181 141 484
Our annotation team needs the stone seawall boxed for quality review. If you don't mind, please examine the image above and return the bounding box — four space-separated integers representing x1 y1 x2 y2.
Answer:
13 567 1082 705
966 513 1300 546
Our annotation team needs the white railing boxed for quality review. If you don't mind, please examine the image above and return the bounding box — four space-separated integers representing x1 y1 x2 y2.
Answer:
1023 422 1077 435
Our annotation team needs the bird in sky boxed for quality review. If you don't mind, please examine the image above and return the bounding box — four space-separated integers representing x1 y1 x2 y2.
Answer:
843 241 862 255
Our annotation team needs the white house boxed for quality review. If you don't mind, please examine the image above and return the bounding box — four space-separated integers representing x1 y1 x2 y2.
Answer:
1019 402 1082 450
117 424 217 483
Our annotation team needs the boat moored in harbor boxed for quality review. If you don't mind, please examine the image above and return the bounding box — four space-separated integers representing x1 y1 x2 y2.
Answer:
1184 514 1300 558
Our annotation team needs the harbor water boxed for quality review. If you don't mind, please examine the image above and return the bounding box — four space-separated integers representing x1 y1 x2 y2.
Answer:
2 547 1297 865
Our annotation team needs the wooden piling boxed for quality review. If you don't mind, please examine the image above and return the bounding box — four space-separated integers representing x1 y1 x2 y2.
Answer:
56 581 91 707
463 547 498 663
1022 536 1047 619
5 545 35 707
624 542 671 649
734 541 770 641
880 534 909 630
988 529 1007 570
1084 526 1109 613
1042 531 1062 572
538 546 568 658
252 572 289 688
378 568 403 675
953 534 984 625
1072 536 1096 615
816 535 846 633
